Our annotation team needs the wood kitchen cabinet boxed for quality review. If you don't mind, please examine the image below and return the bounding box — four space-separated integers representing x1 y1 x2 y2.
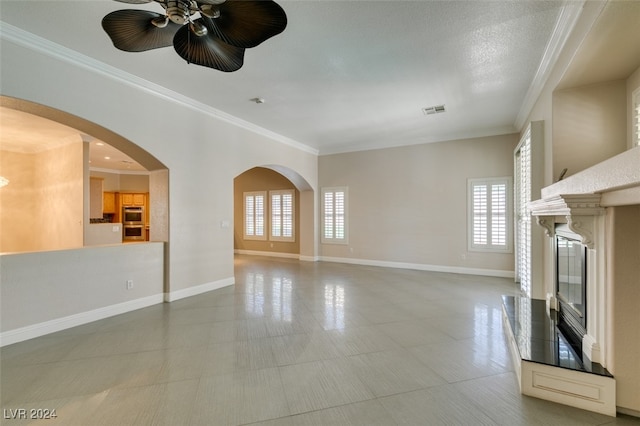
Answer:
103 192 116 214
121 193 146 207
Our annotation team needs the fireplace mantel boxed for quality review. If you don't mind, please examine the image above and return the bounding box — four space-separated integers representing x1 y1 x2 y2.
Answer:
529 194 604 248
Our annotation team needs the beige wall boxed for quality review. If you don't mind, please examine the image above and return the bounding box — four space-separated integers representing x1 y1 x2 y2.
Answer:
0 143 83 253
552 80 628 180
234 167 300 255
90 170 149 193
1 242 164 340
607 205 640 413
319 134 518 275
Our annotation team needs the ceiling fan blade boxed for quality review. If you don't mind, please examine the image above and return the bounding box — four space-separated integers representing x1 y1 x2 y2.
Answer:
173 22 245 71
204 0 287 48
102 10 181 52
113 0 154 4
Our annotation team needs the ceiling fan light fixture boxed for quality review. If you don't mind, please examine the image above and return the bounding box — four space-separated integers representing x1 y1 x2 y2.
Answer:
190 20 208 36
151 16 169 28
200 4 221 19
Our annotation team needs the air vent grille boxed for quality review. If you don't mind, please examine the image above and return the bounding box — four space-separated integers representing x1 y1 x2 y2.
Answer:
422 105 446 115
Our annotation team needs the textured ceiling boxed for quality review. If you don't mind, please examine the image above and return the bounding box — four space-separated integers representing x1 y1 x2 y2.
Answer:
1 0 639 172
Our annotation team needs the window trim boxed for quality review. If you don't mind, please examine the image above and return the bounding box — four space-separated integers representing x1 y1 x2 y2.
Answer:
243 191 267 241
321 186 348 245
468 177 513 253
269 189 295 242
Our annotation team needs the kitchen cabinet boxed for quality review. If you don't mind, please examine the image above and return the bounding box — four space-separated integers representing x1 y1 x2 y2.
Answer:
103 192 117 214
121 193 146 207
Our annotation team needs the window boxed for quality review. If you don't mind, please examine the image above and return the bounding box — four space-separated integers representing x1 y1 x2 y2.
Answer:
321 187 348 244
244 191 266 240
468 177 512 253
515 127 532 296
270 190 294 241
633 88 640 148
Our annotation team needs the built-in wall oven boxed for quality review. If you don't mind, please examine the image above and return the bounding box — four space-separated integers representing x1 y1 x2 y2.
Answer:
123 206 145 241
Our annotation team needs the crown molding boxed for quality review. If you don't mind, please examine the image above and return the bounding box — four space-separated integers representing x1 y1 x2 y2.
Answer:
514 1 585 131
0 22 319 156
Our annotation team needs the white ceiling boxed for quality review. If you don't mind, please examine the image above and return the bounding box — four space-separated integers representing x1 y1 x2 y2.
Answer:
1 1 639 171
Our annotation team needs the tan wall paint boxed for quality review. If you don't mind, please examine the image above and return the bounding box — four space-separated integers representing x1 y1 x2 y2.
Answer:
319 134 518 273
234 167 300 254
552 80 627 180
119 174 150 192
0 143 83 253
0 151 37 252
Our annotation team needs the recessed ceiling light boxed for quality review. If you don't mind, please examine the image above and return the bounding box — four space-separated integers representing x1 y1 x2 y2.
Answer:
422 105 446 115
96 142 104 146
104 156 111 160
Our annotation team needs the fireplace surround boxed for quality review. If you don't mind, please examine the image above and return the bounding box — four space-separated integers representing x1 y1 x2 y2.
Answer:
507 147 640 416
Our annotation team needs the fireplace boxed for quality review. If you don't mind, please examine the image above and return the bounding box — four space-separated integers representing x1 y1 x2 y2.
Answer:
555 224 587 358
516 147 639 416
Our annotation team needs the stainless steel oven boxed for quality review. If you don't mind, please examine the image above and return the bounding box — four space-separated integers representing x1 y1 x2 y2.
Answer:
122 206 144 241
123 206 144 224
123 224 145 241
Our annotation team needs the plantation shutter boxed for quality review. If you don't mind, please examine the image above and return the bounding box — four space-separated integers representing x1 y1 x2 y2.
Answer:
469 178 510 251
515 129 532 296
244 192 266 240
270 190 294 241
322 187 347 243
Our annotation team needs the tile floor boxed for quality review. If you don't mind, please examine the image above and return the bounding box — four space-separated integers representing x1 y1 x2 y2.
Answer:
2 255 639 425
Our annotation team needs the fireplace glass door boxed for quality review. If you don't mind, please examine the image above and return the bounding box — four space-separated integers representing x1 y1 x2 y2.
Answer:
555 226 587 356
557 235 585 317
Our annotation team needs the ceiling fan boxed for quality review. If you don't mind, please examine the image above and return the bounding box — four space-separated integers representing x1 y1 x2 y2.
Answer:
102 0 287 72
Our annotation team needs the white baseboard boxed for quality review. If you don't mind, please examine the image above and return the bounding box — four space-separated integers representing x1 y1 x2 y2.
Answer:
164 277 235 302
0 294 164 347
234 249 301 260
299 255 319 262
319 256 515 278
233 252 510 278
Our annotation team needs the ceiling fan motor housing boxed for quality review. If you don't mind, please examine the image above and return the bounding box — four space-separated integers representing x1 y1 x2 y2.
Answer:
166 0 192 25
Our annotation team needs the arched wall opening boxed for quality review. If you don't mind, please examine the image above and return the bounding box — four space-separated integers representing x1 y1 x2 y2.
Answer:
0 96 170 252
233 165 316 260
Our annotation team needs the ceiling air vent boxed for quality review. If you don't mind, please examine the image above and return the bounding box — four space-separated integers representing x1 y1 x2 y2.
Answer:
422 104 446 115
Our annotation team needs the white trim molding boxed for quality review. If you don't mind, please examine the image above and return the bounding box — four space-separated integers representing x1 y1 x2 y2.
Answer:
515 1 586 130
234 249 300 260
0 294 164 347
164 277 235 302
0 22 318 156
319 256 514 279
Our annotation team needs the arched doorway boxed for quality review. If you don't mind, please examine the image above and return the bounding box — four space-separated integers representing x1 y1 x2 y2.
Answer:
233 165 316 261
0 96 169 252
